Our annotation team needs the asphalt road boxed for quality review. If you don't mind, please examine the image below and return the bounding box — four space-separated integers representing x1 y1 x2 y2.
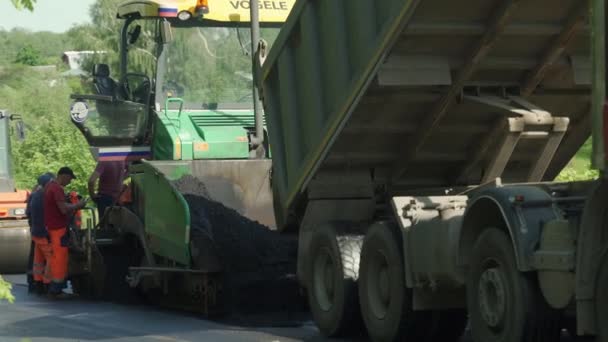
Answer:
1 275 579 342
0 275 333 342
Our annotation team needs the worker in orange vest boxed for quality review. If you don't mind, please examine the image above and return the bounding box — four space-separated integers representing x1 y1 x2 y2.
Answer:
25 172 54 294
68 191 82 229
43 167 86 298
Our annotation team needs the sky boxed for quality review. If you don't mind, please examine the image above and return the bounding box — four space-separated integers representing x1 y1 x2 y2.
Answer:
0 0 97 33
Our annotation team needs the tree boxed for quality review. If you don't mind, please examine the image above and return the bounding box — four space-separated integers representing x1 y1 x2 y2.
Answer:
14 45 41 66
12 117 96 195
1 64 96 195
10 0 36 11
0 28 68 65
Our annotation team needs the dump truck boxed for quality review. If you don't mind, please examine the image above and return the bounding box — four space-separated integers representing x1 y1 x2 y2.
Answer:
67 0 301 315
257 0 608 340
0 110 29 274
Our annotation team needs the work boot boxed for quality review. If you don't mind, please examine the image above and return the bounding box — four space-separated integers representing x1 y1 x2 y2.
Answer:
27 281 36 294
34 282 46 295
29 281 43 295
47 281 68 299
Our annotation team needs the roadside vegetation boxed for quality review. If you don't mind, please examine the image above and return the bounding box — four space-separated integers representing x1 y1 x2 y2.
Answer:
555 138 600 182
0 276 15 303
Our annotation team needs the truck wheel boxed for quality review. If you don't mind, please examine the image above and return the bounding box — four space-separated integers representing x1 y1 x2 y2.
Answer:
359 222 428 342
467 228 560 342
595 253 608 342
307 224 363 337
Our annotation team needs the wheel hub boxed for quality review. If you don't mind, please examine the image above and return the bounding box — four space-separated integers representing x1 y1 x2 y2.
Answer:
478 267 506 328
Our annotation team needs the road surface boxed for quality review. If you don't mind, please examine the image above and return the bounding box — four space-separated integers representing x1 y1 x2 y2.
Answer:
0 275 334 342
1 275 578 342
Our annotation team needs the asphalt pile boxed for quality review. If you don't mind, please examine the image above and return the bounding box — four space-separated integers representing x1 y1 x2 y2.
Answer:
171 175 304 316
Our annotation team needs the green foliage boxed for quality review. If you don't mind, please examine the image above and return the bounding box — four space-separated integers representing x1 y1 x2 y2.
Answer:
0 28 68 66
10 0 36 11
12 117 95 194
555 166 599 182
555 139 600 182
65 0 122 73
14 45 41 66
0 65 71 121
0 276 15 304
1 65 95 195
164 27 279 105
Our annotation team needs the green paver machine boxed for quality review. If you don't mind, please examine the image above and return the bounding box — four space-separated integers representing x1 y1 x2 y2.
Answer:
67 0 296 314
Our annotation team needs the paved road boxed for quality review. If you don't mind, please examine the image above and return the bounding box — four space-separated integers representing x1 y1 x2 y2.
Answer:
0 275 334 342
1 275 578 342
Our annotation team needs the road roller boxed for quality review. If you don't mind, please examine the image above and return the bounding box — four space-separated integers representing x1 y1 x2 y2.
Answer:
0 110 29 274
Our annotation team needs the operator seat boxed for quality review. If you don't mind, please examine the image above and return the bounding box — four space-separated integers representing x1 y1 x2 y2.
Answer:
93 64 118 97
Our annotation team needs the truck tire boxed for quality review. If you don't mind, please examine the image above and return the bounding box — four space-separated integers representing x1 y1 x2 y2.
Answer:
359 221 429 342
595 252 608 342
307 223 363 337
467 228 561 342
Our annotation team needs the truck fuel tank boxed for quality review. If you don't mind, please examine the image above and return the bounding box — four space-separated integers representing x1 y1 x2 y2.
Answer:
391 196 468 290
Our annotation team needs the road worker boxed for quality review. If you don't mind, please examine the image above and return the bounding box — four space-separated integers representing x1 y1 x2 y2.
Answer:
88 160 127 219
26 183 39 293
26 172 55 295
44 167 86 298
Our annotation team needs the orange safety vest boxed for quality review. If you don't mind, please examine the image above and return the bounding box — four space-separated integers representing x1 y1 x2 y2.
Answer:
69 191 82 229
118 183 133 205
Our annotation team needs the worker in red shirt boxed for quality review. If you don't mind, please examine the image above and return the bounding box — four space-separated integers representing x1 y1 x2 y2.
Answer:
88 160 127 219
44 167 86 298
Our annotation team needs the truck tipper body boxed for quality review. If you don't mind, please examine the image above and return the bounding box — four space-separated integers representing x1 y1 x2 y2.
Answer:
258 0 608 340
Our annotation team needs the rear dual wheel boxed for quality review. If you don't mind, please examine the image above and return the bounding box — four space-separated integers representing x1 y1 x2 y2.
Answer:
307 224 363 337
467 228 561 342
358 222 467 342
358 222 413 342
